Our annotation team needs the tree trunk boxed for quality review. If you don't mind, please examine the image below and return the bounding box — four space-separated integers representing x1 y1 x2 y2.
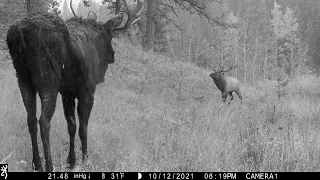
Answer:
252 35 258 82
143 0 157 51
264 48 268 79
243 31 247 84
195 36 200 62
235 30 238 79
115 0 121 14
221 35 224 67
26 0 31 14
290 31 293 76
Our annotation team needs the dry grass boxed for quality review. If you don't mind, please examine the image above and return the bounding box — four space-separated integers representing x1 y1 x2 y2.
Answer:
1 40 320 172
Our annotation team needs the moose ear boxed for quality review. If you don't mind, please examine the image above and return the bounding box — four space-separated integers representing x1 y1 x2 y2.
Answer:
104 14 122 30
87 11 97 22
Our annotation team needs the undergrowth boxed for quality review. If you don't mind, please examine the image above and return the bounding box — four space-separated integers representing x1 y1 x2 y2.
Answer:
1 40 320 172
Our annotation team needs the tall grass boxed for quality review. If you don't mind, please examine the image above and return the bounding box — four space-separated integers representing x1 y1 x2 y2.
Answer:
1 40 320 172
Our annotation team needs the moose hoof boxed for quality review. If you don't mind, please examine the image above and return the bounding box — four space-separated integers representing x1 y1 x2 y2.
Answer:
66 156 76 169
32 159 43 172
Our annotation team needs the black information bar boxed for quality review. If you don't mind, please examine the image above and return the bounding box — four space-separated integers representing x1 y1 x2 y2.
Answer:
0 172 316 180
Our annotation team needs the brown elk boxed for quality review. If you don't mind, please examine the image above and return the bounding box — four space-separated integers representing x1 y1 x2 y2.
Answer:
209 65 246 109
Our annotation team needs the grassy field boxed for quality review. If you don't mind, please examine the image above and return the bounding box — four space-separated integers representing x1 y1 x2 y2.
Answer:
1 40 320 172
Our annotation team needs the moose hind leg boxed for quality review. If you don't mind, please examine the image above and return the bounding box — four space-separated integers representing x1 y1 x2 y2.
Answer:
77 91 94 164
62 93 76 168
17 76 42 171
38 91 58 172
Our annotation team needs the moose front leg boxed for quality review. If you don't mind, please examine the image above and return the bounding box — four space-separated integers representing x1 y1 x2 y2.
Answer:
77 90 94 164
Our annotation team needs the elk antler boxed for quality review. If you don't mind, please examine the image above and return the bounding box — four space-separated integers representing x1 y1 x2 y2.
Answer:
210 64 219 73
220 64 238 73
110 0 144 31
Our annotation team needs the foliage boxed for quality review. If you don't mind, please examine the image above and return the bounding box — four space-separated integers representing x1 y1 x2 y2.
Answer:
194 38 214 69
25 0 55 13
49 0 61 16
270 2 283 39
0 0 315 78
307 16 320 73
174 0 228 26
60 0 102 20
2 0 320 173
153 1 175 53
222 12 239 64
177 0 308 83
82 0 90 7
2 38 320 172
270 1 300 75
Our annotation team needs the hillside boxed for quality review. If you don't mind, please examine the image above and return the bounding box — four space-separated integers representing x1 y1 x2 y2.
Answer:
1 39 320 172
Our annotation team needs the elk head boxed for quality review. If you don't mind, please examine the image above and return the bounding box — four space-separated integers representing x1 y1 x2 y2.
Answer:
210 64 238 81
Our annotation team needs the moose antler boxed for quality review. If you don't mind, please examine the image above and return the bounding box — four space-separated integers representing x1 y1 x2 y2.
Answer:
70 0 77 19
110 0 144 31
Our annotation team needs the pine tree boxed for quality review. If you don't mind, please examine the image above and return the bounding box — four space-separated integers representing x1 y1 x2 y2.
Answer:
61 0 71 20
270 1 285 76
26 0 54 13
76 0 88 18
281 7 299 74
224 11 239 77
270 1 284 39
307 16 320 72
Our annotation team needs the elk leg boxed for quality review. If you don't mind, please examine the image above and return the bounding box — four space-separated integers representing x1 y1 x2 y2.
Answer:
62 93 76 168
236 91 243 102
38 91 58 172
17 76 42 171
77 91 94 164
228 92 234 105
235 91 246 109
222 92 228 103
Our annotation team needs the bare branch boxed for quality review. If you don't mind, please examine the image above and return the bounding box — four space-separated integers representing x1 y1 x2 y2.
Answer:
171 0 239 28
158 2 179 18
157 9 184 41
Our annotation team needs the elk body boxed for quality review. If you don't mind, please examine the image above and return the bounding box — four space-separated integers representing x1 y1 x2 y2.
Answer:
210 65 245 108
